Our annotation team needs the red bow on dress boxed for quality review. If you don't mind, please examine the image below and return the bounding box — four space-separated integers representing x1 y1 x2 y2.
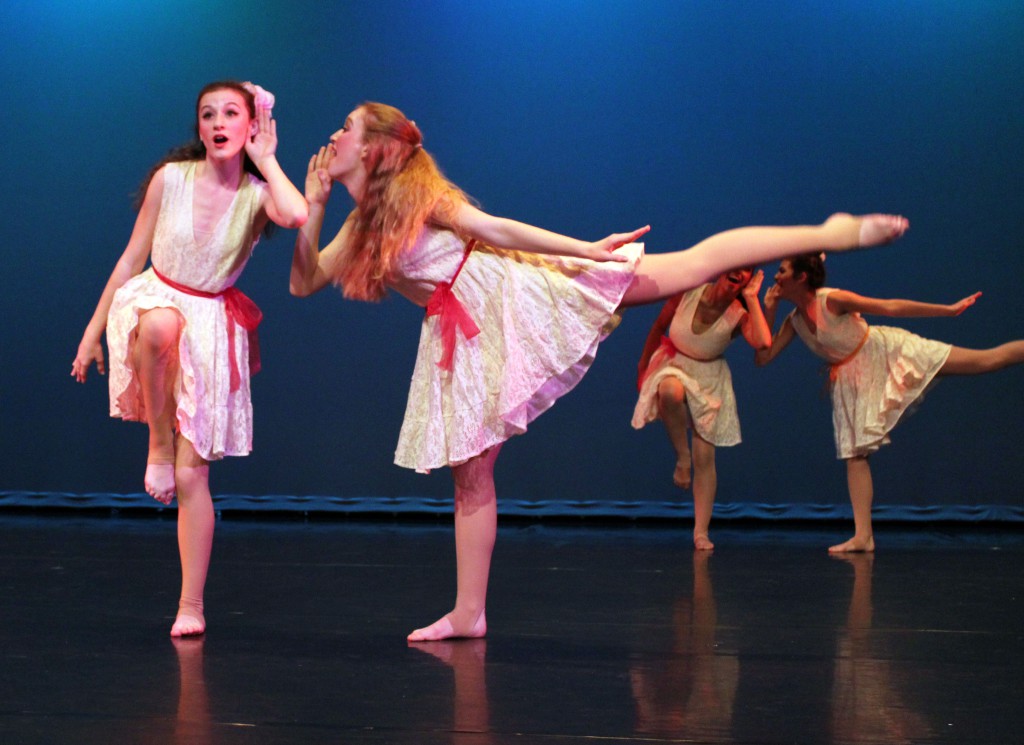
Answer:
426 280 480 371
152 267 262 392
424 240 480 371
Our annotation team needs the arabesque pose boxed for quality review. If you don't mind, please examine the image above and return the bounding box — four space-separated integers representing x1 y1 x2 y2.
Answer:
757 253 1024 552
290 100 909 639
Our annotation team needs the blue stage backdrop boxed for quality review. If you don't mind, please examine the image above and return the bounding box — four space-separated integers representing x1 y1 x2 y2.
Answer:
1 1 1022 518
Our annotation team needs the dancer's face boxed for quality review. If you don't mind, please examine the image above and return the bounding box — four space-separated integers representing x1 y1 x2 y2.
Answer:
717 267 753 295
197 88 253 161
772 260 803 298
326 108 367 182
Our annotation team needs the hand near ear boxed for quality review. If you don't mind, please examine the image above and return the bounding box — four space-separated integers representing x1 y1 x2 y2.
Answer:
245 107 278 168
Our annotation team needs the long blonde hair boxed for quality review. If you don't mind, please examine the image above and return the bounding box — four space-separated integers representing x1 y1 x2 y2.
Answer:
334 102 469 301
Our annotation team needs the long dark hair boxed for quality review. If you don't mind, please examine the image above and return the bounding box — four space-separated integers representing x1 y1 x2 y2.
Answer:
133 81 268 227
789 252 827 289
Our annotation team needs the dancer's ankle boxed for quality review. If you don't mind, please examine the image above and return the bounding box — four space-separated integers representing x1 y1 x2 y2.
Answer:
171 596 205 637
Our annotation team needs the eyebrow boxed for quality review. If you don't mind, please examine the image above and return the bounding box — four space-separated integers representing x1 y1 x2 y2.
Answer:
199 102 242 112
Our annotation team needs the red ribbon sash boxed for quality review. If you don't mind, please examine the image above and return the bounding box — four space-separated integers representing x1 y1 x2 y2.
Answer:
152 267 262 392
828 330 869 384
638 336 680 390
424 241 480 371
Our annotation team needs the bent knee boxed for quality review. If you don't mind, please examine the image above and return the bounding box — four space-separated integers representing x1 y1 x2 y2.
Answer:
137 308 182 351
657 377 685 404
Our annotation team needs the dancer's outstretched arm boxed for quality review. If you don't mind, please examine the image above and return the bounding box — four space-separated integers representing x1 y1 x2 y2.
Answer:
621 213 909 307
826 290 981 319
449 202 649 262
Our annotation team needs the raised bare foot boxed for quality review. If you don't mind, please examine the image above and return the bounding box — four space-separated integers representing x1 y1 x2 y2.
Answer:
407 611 487 642
170 597 205 637
823 213 909 251
828 534 875 554
857 214 909 246
693 533 715 551
145 462 176 505
673 458 692 489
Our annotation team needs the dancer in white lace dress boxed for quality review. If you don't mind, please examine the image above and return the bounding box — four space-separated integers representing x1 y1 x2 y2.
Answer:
632 268 770 550
72 81 308 636
290 101 909 640
757 253 1024 553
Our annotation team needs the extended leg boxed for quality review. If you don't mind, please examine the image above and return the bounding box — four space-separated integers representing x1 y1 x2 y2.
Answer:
620 214 908 306
657 377 692 489
690 434 717 550
407 445 502 642
170 435 212 637
939 342 1024 376
830 456 875 553
133 308 182 504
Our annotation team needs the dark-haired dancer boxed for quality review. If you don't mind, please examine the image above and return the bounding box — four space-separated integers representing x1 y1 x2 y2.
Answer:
72 81 308 635
757 253 1024 553
291 100 909 640
632 268 770 550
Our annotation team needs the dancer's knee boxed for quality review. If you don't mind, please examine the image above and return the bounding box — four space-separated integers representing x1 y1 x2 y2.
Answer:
174 438 210 495
657 377 685 406
692 442 715 470
138 308 181 354
174 466 210 498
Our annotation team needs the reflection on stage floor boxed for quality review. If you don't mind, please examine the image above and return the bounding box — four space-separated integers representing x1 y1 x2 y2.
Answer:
1 514 1021 744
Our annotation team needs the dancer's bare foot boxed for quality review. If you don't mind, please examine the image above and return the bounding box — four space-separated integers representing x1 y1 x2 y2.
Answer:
673 458 692 489
407 610 487 642
824 213 909 250
145 462 176 505
693 533 715 551
857 213 909 246
170 598 205 637
828 534 875 554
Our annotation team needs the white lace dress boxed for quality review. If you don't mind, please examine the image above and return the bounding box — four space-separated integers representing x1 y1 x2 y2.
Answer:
106 161 267 460
388 227 643 472
789 288 952 458
631 285 745 446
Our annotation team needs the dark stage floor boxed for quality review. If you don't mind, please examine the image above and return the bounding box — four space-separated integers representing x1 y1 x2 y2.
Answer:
1 513 1022 744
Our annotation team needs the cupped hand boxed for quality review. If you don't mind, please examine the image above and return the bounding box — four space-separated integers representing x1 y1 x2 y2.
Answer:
742 270 765 299
245 107 278 166
763 283 782 310
305 146 333 206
